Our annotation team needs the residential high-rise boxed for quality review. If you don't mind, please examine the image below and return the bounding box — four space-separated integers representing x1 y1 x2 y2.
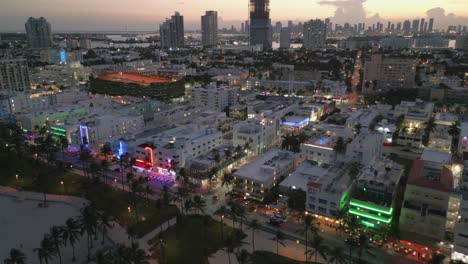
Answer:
412 19 420 33
245 20 250 34
396 22 402 31
428 18 434 32
201 11 218 47
192 82 238 112
249 0 272 49
403 20 411 33
362 54 416 94
160 19 176 49
0 59 31 95
79 38 92 50
241 23 245 33
274 21 282 34
160 12 184 49
279 27 291 49
171 12 184 47
66 38 79 49
302 19 327 50
25 17 53 49
420 18 425 32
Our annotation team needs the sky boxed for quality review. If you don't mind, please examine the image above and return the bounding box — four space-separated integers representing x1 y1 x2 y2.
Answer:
0 0 467 32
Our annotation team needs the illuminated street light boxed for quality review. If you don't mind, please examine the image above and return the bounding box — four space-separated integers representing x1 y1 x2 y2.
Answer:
60 181 64 185
15 174 19 180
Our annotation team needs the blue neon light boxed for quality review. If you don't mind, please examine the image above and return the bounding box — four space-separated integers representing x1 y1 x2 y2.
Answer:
79 125 89 148
116 140 127 159
59 50 67 64
281 117 310 128
318 137 329 145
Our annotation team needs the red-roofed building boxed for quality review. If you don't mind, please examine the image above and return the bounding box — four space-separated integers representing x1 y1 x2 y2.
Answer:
399 159 461 241
90 72 185 99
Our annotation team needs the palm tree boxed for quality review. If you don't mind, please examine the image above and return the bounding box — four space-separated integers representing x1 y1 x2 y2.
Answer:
357 234 373 262
236 249 251 264
114 244 131 263
62 218 81 262
175 187 188 213
126 242 150 264
234 204 247 231
193 195 206 214
306 235 328 264
331 208 347 235
249 219 261 252
144 184 155 204
184 199 193 214
78 205 99 261
334 137 346 153
297 214 319 263
221 173 234 191
271 230 286 256
225 236 237 264
328 246 347 264
49 226 65 264
34 235 57 264
3 248 27 264
93 249 115 264
98 212 113 245
154 234 167 264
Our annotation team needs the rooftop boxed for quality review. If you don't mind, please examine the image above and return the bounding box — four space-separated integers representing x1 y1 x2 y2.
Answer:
280 160 328 191
96 72 174 87
407 160 453 193
234 148 295 182
421 150 452 165
306 162 352 195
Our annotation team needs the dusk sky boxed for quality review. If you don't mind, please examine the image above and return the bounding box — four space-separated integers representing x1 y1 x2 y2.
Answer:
1 0 467 31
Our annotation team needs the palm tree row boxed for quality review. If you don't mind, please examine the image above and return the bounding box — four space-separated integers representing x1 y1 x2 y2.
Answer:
33 204 114 263
93 243 149 264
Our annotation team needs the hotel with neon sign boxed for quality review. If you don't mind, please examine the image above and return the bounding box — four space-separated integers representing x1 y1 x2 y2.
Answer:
348 158 404 231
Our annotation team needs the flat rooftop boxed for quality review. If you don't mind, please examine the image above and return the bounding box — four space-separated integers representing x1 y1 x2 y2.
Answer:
421 150 452 164
307 162 352 195
97 72 173 87
407 160 453 193
280 160 328 191
234 148 295 182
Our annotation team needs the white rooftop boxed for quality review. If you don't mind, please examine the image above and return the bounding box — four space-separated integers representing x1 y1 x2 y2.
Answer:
234 148 295 182
279 160 328 191
421 150 452 164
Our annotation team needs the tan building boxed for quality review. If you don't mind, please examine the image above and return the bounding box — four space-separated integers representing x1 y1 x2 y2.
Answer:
362 54 416 94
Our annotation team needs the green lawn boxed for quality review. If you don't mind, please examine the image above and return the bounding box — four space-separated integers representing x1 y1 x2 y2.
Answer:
250 251 307 264
0 152 178 238
150 215 245 264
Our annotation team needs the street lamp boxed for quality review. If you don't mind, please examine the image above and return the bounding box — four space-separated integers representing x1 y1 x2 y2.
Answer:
15 174 19 180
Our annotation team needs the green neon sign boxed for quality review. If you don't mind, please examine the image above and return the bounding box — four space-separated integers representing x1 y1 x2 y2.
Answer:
50 126 66 132
348 208 392 223
349 199 393 215
361 220 375 228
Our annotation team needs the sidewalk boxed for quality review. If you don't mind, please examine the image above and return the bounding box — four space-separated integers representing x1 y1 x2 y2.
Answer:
209 215 323 264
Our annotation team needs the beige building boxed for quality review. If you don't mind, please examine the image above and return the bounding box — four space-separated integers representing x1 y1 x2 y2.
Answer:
362 54 416 94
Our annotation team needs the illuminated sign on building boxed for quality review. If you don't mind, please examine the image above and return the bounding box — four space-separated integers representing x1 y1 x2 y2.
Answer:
115 140 127 159
280 117 310 128
59 50 67 64
79 125 89 148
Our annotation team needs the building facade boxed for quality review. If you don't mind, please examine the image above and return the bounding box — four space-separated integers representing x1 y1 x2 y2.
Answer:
201 11 218 47
249 0 272 49
0 59 31 95
25 17 53 49
303 19 327 50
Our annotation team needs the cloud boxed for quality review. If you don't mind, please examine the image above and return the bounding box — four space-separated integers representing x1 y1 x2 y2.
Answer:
426 7 468 29
318 0 368 24
318 1 468 30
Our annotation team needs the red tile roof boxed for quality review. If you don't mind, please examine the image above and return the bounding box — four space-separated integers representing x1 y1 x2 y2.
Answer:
407 160 453 193
97 72 173 87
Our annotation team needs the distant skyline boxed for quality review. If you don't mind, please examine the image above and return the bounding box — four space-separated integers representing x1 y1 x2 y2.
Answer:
1 0 467 32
